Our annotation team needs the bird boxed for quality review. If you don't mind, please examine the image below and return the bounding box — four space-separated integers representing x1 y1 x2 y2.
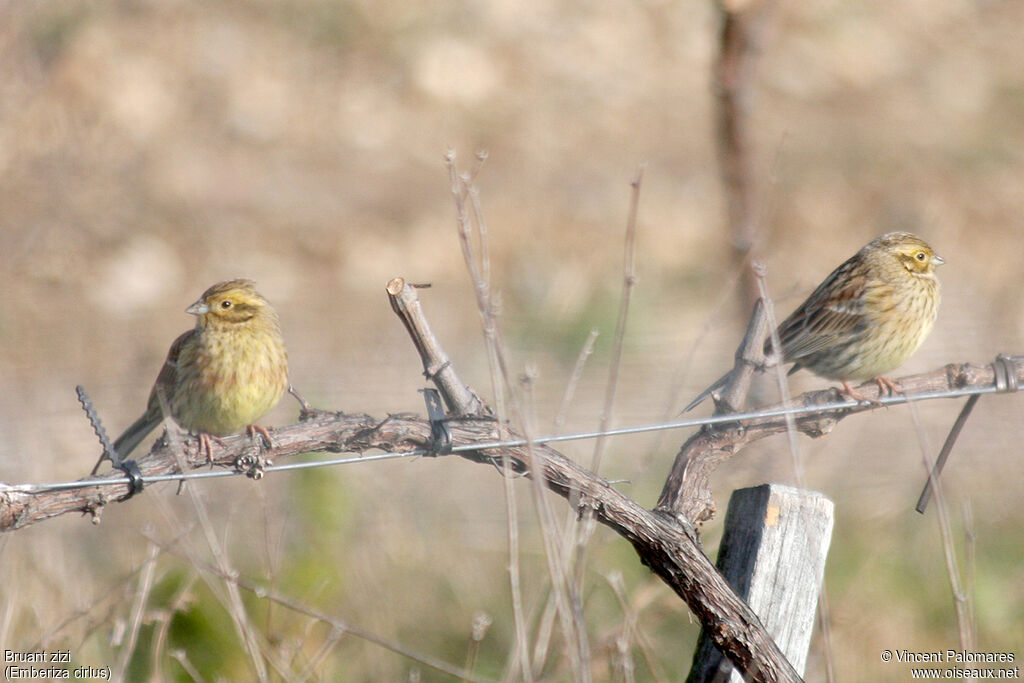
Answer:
111 279 289 462
685 232 943 411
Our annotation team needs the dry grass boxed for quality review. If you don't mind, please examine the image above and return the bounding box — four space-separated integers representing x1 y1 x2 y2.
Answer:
1 0 1023 680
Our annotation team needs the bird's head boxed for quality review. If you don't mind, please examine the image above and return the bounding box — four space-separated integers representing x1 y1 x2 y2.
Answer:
186 279 273 326
877 232 944 277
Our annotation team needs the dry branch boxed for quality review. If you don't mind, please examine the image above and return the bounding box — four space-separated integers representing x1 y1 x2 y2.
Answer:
658 301 1024 524
386 276 802 683
3 279 1020 681
665 362 1022 522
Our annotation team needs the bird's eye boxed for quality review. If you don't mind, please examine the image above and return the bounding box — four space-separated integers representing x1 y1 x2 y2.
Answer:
220 300 232 309
915 251 926 261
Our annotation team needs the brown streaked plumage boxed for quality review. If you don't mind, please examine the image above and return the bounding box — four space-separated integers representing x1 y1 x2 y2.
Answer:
686 232 943 410
113 279 289 459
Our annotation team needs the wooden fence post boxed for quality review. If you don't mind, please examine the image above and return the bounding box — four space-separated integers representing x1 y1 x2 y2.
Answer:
687 484 834 682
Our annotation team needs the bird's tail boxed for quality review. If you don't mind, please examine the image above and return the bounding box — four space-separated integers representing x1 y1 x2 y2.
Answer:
112 406 162 461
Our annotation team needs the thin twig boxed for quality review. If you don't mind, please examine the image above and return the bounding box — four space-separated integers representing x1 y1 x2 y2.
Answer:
529 588 559 678
537 327 600 679
151 569 200 676
569 167 645 679
907 402 974 653
590 165 643 474
115 542 160 678
755 265 803 482
520 372 590 680
142 531 496 683
916 394 979 513
755 265 835 683
605 572 669 683
464 612 492 682
554 328 600 434
155 389 271 682
446 152 549 681
962 500 978 649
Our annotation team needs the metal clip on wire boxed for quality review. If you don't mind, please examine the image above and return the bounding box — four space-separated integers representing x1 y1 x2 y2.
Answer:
77 386 144 500
421 388 452 456
992 353 1019 394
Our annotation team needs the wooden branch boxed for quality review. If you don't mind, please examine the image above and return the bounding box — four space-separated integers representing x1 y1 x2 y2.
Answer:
0 409 403 531
658 354 1024 525
387 277 489 416
384 277 803 683
4 278 1019 680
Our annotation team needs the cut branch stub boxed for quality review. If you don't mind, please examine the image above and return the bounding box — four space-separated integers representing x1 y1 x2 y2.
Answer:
387 277 489 417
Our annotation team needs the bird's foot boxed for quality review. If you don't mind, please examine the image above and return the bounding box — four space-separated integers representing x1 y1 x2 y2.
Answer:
874 376 900 398
246 424 274 449
198 433 227 466
837 381 884 406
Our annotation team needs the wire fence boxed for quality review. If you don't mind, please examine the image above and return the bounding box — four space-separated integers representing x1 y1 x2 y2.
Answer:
4 380 1012 495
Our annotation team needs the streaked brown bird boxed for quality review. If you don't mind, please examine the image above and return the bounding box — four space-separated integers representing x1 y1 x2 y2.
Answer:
686 232 943 411
112 279 289 459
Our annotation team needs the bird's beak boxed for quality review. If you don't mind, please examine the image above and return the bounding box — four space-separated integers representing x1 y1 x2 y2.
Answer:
186 300 210 316
932 254 945 267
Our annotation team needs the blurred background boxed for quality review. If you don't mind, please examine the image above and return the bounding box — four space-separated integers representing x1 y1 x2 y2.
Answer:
1 0 1022 680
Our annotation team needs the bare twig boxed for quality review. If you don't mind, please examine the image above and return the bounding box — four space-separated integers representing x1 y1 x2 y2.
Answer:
445 151 567 681
605 572 669 683
907 403 974 654
150 569 200 676
142 531 496 683
756 267 835 683
554 328 600 434
115 542 159 678
516 367 588 682
591 165 643 474
165 434 271 682
916 394 979 513
682 296 770 414
568 168 645 678
962 500 978 648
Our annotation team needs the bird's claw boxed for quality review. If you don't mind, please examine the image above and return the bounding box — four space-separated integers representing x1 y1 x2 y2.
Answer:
837 379 893 407
246 424 274 449
198 433 227 466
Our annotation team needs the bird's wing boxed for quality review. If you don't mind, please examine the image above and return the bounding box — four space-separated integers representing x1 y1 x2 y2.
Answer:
774 262 868 362
146 328 195 410
113 329 195 460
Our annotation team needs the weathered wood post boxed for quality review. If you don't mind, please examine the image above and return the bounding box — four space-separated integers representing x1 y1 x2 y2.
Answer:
688 484 834 682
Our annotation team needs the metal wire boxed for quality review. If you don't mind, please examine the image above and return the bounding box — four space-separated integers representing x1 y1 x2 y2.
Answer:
2 380 1009 495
